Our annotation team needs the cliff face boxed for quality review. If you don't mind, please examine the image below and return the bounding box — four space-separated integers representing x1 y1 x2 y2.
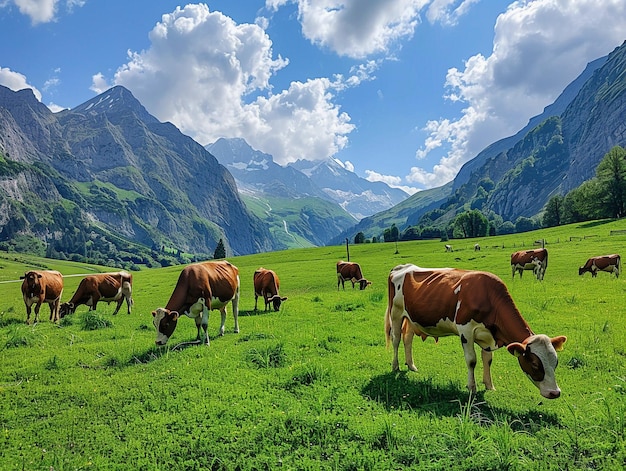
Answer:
0 85 274 257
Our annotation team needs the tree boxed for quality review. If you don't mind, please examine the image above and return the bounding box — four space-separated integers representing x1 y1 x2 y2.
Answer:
542 195 564 227
354 232 365 244
383 224 399 242
514 216 537 233
453 210 489 238
213 239 226 259
596 145 626 218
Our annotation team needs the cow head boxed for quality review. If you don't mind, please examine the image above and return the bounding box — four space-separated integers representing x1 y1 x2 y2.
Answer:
358 279 372 290
269 294 288 311
507 334 567 399
59 302 76 318
152 308 180 346
21 271 42 296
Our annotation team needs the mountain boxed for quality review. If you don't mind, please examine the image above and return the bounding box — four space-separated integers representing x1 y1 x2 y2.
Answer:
288 158 409 220
338 41 626 240
207 137 408 247
0 85 274 263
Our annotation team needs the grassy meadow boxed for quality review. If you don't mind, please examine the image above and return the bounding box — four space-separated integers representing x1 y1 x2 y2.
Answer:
1 219 625 470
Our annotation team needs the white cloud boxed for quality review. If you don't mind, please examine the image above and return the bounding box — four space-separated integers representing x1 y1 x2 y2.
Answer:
101 3 359 165
90 72 110 94
0 66 42 100
266 0 427 59
366 169 418 195
412 0 626 189
426 0 479 26
3 0 84 24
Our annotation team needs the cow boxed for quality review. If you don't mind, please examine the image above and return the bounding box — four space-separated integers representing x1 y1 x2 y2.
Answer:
337 260 371 290
445 244 453 252
511 248 548 280
254 267 288 311
474 243 481 251
385 264 567 399
59 271 134 318
20 270 64 324
152 260 240 346
579 254 621 278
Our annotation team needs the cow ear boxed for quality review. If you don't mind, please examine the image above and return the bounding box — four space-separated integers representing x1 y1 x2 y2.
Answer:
507 342 526 357
151 310 157 317
551 336 567 352
281 296 288 301
37 273 43 278
170 311 180 321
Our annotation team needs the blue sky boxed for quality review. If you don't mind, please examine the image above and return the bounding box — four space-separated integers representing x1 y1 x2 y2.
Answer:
0 1 624 195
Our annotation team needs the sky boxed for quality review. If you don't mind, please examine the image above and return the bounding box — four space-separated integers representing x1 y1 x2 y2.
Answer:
0 1 624 195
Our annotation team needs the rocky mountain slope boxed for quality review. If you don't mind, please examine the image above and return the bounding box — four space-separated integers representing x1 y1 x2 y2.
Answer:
0 85 274 261
340 41 626 239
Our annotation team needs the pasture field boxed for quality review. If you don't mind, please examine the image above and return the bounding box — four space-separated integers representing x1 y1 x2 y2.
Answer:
1 219 625 470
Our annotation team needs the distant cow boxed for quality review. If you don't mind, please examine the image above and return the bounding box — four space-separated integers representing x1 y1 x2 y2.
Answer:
337 260 371 290
511 248 548 280
59 271 134 318
474 243 481 251
445 244 453 252
254 268 288 311
385 264 567 399
152 260 240 346
579 254 621 278
21 270 64 324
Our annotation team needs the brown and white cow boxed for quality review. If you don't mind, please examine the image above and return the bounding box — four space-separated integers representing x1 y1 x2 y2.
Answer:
254 267 288 312
152 260 240 346
385 264 567 399
579 254 621 278
337 260 371 290
511 248 548 280
21 270 64 324
59 271 134 318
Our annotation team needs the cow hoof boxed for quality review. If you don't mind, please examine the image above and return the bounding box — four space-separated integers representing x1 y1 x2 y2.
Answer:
406 364 418 372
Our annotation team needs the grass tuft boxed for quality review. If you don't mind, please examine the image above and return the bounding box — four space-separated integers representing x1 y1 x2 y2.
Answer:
81 312 112 330
247 342 287 368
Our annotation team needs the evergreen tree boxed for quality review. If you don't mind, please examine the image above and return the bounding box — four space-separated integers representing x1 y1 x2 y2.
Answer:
354 232 365 244
213 239 226 259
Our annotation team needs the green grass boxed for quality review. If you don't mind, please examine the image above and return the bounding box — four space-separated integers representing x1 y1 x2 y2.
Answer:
1 219 626 469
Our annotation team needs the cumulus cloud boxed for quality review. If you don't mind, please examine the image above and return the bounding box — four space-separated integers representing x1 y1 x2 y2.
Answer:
366 169 418 195
100 3 361 164
0 66 42 100
2 0 84 24
266 0 426 59
412 0 626 188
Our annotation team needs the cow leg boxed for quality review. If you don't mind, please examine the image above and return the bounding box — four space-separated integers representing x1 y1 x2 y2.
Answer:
254 294 259 311
112 299 123 315
231 291 240 334
218 307 227 336
390 315 403 371
481 349 495 390
33 302 42 324
25 304 32 324
459 332 478 393
125 295 133 314
200 304 210 345
402 325 418 372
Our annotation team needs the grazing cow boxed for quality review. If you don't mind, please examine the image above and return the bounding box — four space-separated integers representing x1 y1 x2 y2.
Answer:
59 271 134 318
474 243 481 251
337 260 371 290
385 264 567 399
511 248 548 280
21 270 64 324
152 260 240 346
579 254 621 278
254 267 288 311
445 244 453 252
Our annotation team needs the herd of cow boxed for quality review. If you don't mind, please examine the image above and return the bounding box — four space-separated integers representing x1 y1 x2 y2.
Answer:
16 247 621 400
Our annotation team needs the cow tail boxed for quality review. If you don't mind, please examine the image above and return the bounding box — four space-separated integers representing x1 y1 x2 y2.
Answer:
544 250 548 271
